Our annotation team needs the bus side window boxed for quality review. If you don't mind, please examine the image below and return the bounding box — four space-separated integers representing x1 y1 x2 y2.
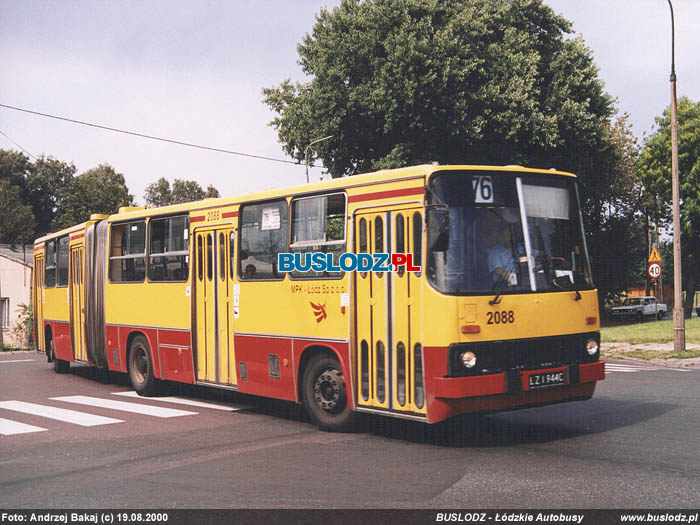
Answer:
358 218 367 279
396 213 405 277
375 216 384 279
109 221 146 282
45 240 56 288
56 236 69 287
148 215 189 282
197 235 203 282
206 234 213 281
229 232 235 280
289 192 346 279
413 211 422 276
238 199 288 280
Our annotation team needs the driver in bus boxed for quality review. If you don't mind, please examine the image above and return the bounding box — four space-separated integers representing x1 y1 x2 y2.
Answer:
487 228 520 286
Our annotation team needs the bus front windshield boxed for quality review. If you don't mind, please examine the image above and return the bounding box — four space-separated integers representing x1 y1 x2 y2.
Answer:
426 171 593 296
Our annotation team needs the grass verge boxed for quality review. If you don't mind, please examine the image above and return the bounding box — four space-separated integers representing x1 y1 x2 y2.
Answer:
601 317 700 344
603 348 700 361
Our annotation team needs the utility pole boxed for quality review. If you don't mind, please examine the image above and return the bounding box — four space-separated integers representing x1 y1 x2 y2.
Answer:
305 135 334 183
668 0 685 352
0 270 4 348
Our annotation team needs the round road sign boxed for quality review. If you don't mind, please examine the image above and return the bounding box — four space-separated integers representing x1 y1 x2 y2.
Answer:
648 262 662 279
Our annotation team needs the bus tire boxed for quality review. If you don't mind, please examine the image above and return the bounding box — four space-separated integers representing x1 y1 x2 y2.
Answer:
51 339 69 374
128 335 159 396
302 354 354 432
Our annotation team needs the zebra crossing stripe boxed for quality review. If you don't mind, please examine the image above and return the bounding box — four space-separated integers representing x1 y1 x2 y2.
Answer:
605 363 692 373
112 391 242 411
0 417 48 436
0 400 123 427
51 395 197 418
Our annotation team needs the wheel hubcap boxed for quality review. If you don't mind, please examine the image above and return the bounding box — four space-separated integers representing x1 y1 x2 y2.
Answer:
133 349 147 383
314 369 343 412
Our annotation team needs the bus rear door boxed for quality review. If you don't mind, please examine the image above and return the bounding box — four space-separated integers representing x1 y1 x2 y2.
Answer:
69 245 87 362
34 252 45 352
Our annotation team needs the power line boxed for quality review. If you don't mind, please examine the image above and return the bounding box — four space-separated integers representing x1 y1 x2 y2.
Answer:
0 103 303 166
0 128 38 160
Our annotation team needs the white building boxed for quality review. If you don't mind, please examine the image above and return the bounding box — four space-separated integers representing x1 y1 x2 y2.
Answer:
0 244 33 348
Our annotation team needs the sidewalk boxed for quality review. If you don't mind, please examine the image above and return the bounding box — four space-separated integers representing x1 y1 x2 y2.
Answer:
601 341 700 368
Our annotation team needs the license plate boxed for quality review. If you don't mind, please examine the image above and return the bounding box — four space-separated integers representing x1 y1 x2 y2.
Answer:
527 370 567 389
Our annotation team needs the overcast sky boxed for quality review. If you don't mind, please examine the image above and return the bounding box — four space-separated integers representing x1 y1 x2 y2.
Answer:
1 0 698 205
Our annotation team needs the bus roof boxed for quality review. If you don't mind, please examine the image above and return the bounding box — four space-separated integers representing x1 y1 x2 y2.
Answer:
34 164 576 239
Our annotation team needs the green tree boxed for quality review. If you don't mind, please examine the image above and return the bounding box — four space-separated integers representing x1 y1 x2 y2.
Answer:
25 156 76 235
143 177 172 207
54 164 134 228
204 185 220 199
143 178 220 206
264 0 616 178
0 150 36 243
639 97 700 317
264 0 639 304
0 178 35 244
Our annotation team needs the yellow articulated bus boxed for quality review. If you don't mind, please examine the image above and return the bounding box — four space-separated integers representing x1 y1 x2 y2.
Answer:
34 165 605 430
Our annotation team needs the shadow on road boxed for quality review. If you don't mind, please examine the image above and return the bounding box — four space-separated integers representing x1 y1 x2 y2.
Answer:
355 397 677 448
63 364 678 449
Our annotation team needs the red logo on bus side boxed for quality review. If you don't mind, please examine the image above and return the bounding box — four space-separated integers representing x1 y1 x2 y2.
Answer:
310 302 328 323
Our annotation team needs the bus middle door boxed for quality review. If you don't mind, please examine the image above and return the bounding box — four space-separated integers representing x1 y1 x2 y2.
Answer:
193 227 237 386
354 211 389 411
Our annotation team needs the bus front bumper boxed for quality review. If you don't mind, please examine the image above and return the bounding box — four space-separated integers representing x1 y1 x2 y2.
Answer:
427 361 605 423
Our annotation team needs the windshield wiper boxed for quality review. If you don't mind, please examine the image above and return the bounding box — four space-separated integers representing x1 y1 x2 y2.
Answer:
552 273 582 301
489 270 511 305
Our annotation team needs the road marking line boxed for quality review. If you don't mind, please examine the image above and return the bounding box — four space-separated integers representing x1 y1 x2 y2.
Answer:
112 391 244 411
0 400 123 426
605 363 693 373
0 417 48 436
51 395 197 418
0 359 35 363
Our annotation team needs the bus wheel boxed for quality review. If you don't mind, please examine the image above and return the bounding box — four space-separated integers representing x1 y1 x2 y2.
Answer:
302 354 354 432
51 340 69 373
128 335 159 396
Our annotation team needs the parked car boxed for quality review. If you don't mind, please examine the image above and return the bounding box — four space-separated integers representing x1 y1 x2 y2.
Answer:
612 296 668 321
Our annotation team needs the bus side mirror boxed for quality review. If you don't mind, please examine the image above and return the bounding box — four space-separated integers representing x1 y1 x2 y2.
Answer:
427 207 449 252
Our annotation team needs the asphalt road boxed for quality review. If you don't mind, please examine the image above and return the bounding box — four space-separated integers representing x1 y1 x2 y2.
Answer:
1 351 698 509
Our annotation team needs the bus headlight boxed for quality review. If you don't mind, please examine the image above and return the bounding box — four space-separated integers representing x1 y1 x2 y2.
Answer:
461 351 477 368
586 339 599 356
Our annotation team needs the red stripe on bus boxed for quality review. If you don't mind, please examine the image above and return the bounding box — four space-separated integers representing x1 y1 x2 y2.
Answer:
191 215 206 223
348 186 424 203
222 211 238 218
70 233 85 241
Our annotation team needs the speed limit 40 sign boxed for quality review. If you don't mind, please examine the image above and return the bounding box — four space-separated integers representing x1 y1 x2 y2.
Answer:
648 262 662 280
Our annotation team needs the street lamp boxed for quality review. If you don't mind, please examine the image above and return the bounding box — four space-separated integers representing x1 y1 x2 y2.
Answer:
668 0 685 352
305 135 334 183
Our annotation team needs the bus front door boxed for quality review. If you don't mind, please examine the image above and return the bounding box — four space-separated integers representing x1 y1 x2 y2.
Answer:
193 228 237 386
354 211 389 410
69 246 87 362
389 208 426 415
354 207 426 416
